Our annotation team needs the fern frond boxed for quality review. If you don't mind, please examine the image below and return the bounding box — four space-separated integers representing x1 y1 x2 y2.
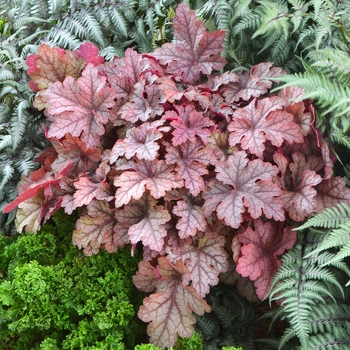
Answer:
273 71 350 118
18 30 49 46
15 158 37 175
300 205 350 279
268 230 350 349
308 332 350 350
0 135 12 151
13 16 49 29
252 1 291 40
308 48 350 82
196 284 258 349
108 5 128 37
78 8 107 47
309 303 350 334
11 100 30 150
0 68 15 81
46 24 81 49
131 18 154 53
28 0 50 18
296 203 350 230
0 164 14 191
48 0 66 13
195 312 220 341
233 11 261 35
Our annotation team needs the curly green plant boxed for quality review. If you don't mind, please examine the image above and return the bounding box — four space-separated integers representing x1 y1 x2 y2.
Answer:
0 210 144 350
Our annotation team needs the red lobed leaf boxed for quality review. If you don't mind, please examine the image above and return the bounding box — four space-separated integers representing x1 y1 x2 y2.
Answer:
15 192 45 233
73 176 113 208
119 82 166 123
151 3 226 83
107 120 169 163
279 152 325 221
132 260 162 293
279 86 313 136
73 200 116 256
114 159 183 208
164 104 215 146
223 62 284 104
49 133 101 176
125 194 171 252
282 170 322 221
172 199 207 239
315 177 350 213
100 48 163 87
167 236 229 298
200 71 240 92
236 220 296 299
203 151 284 228
75 42 104 66
165 140 217 196
137 257 211 349
228 97 304 158
101 199 146 253
26 44 85 91
44 64 117 148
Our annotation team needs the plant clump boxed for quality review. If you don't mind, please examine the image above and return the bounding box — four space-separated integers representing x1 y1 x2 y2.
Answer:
3 3 350 349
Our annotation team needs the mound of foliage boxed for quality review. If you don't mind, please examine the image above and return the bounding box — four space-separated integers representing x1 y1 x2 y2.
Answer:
3 3 350 349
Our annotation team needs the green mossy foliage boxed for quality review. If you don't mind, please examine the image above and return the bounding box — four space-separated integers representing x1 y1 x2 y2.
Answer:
0 210 144 350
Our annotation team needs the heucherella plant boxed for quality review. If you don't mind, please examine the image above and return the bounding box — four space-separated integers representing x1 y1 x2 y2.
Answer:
3 3 350 349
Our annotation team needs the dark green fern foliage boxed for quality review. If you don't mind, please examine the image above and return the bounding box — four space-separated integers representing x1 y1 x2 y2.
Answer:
194 284 260 350
267 229 350 350
196 0 350 71
0 210 144 349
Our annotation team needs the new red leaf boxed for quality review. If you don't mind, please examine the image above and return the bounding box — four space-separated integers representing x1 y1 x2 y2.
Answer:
3 164 70 214
203 151 284 228
151 3 226 83
75 42 104 66
44 64 117 148
236 220 296 299
228 97 303 158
